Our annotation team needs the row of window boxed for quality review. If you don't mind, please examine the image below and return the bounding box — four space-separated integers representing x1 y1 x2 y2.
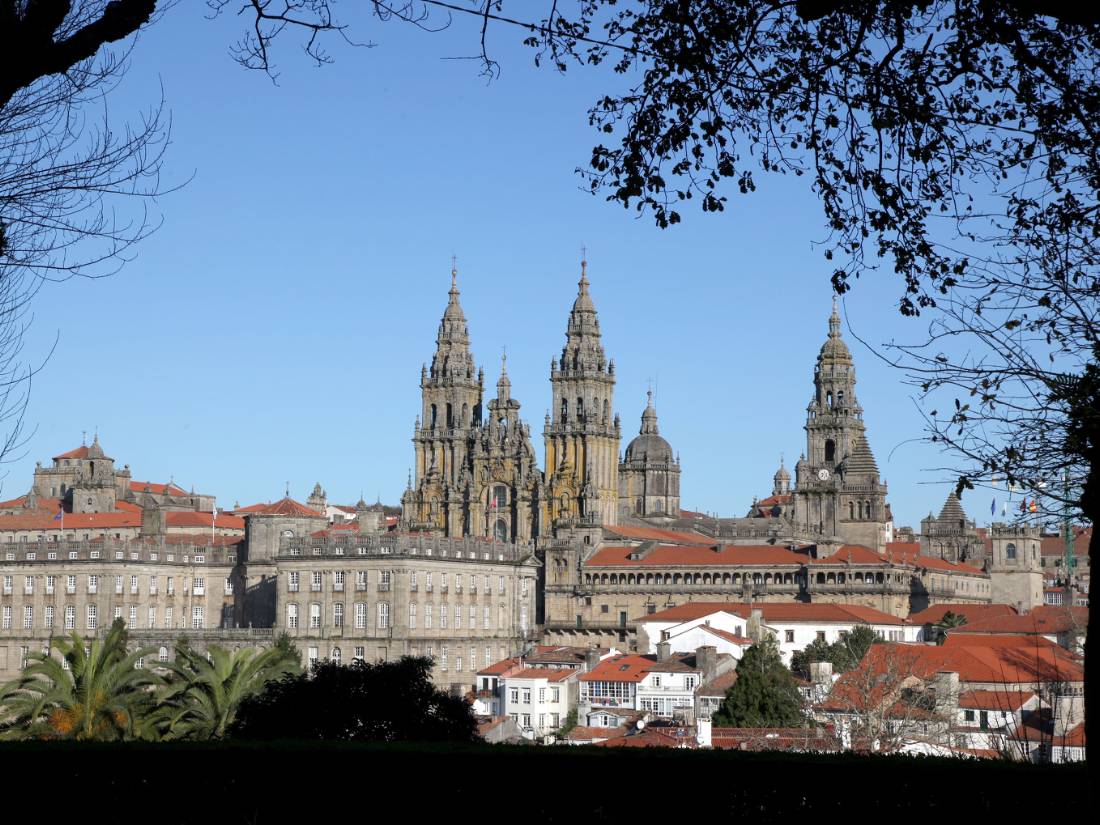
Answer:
286 570 514 595
1 574 231 597
2 548 214 563
303 644 500 673
509 712 560 731
286 602 520 631
2 603 206 630
508 686 562 705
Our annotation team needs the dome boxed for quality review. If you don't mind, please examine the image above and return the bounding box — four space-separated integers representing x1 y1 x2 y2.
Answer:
817 300 852 364
624 432 673 463
774 463 790 482
624 390 673 463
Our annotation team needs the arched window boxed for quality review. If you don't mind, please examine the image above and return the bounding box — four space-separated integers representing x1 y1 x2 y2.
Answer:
654 500 663 512
493 519 508 543
635 497 644 514
446 403 453 428
603 399 610 422
430 404 438 429
857 501 863 519
576 397 585 420
825 439 836 463
331 647 341 664
826 392 833 408
492 485 507 510
462 403 468 425
837 391 845 407
158 646 168 662
849 501 855 520
1006 543 1017 560
561 398 568 422
864 500 872 519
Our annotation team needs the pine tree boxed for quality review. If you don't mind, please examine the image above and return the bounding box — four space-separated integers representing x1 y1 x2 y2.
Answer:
713 637 805 728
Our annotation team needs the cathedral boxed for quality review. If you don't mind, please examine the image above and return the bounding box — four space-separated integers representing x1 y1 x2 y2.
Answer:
400 262 888 554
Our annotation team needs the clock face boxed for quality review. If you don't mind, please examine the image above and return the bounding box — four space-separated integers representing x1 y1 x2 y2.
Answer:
817 468 831 481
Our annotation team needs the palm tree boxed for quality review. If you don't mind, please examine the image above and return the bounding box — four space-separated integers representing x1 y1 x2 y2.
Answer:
934 611 968 645
0 619 161 741
154 638 300 740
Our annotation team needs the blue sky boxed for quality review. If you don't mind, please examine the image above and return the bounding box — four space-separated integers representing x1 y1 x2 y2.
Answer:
3 4 994 527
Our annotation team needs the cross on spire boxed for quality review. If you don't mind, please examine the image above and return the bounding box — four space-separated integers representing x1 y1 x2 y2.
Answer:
285 481 290 498
450 254 458 289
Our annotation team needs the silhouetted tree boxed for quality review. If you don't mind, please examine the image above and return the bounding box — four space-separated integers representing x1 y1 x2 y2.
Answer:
230 656 479 743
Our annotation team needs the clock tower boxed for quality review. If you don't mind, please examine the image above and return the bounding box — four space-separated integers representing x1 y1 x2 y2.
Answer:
792 302 889 550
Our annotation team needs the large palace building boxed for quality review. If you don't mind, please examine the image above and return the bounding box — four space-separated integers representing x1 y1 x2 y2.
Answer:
0 259 1048 689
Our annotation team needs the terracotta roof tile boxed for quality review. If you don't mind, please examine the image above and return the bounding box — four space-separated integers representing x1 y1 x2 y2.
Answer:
239 497 324 518
636 601 908 625
587 543 809 568
603 524 714 545
958 690 1036 711
907 604 1019 624
503 668 576 682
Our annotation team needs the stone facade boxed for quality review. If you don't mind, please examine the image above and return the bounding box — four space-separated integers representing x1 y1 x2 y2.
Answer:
920 492 986 565
275 532 539 692
791 303 889 551
618 391 681 520
988 523 1044 611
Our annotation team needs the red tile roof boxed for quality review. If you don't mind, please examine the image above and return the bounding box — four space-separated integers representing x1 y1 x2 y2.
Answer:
907 604 1019 625
477 656 524 677
564 726 627 743
164 511 245 530
603 524 715 545
52 445 91 460
0 510 141 530
810 544 894 565
636 601 908 626
951 605 1088 637
958 690 1036 711
820 640 1083 713
697 625 754 646
883 544 986 574
1041 527 1092 558
595 727 698 748
238 497 324 518
579 654 655 683
587 543 808 568
130 481 190 497
711 727 841 752
503 668 576 682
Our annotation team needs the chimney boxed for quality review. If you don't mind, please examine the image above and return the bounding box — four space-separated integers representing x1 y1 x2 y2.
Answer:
931 670 960 714
584 647 601 671
747 608 764 642
809 661 833 686
656 641 672 662
695 645 718 682
695 716 712 748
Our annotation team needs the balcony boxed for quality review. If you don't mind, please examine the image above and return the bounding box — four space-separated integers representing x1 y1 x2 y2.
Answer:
377 583 391 592
410 584 418 593
333 583 344 592
425 584 433 593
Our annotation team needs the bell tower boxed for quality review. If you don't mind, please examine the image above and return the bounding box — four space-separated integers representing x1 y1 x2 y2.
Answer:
792 301 889 549
544 254 621 528
404 264 484 535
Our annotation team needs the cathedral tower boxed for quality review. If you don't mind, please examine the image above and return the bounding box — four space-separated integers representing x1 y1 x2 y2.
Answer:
544 257 621 528
792 301 889 550
404 266 484 535
618 390 681 519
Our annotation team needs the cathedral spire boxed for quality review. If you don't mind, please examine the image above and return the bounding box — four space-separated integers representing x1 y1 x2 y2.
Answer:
640 388 659 435
829 296 841 338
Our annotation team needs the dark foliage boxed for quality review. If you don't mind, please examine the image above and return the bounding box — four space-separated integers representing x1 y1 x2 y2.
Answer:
713 637 805 727
230 655 479 743
791 624 881 677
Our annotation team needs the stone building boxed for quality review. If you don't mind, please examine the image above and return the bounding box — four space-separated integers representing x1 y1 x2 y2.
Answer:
988 522 1044 611
618 391 681 521
920 492 986 565
791 302 889 551
544 259 622 529
275 531 539 692
400 270 544 543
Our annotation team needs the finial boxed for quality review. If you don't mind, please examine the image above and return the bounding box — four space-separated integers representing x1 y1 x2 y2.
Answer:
579 243 589 289
284 481 290 498
82 430 86 447
828 296 842 337
407 468 413 489
647 387 653 407
501 346 507 375
451 254 458 288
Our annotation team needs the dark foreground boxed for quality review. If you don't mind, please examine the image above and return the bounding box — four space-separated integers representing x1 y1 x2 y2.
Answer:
0 741 1088 820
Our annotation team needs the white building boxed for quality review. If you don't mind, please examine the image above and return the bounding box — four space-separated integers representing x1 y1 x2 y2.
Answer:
501 668 576 739
636 602 918 665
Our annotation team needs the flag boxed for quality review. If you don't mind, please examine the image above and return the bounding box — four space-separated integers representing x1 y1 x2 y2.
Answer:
1020 500 1027 514
990 498 996 516
1029 499 1038 513
53 507 63 522
1001 501 1007 518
